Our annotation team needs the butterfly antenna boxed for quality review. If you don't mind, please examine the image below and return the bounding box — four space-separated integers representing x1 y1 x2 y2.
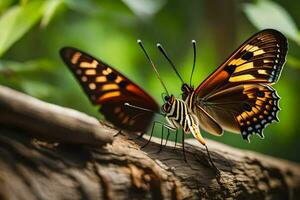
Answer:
124 102 164 116
137 40 169 96
190 40 197 87
156 43 184 84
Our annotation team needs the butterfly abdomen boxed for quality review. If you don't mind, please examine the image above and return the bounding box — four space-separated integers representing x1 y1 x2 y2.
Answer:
165 99 197 133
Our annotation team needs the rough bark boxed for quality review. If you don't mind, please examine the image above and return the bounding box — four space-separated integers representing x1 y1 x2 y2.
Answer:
0 85 299 200
0 85 113 146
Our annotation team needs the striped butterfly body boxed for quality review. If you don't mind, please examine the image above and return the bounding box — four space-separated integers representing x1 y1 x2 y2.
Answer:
136 40 212 164
60 47 159 133
159 93 215 166
162 95 206 145
180 29 287 141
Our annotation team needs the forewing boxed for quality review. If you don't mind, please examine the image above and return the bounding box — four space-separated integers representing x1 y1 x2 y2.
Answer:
195 29 287 97
60 47 159 132
195 84 279 141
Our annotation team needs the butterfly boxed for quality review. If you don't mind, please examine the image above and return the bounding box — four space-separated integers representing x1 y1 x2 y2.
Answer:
60 47 159 133
158 29 287 142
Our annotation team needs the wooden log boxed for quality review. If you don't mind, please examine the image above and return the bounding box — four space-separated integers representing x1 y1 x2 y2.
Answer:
0 85 113 146
0 85 299 199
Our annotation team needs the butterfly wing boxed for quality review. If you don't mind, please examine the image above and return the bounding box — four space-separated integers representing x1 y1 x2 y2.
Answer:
60 47 159 132
195 29 287 97
190 29 287 140
194 84 279 140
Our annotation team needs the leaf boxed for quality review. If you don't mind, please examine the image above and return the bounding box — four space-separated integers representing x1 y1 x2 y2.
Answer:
0 59 54 74
121 0 166 19
0 0 13 13
286 55 300 69
21 80 55 99
40 0 64 28
0 59 60 99
64 0 100 14
0 0 45 57
243 0 300 45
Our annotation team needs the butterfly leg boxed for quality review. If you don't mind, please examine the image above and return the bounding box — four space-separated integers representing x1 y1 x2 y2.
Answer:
141 121 156 148
136 132 145 139
142 121 176 149
204 144 219 174
173 129 178 150
157 123 175 153
163 129 171 149
160 125 178 152
182 130 187 162
156 124 165 153
157 123 177 153
113 130 125 137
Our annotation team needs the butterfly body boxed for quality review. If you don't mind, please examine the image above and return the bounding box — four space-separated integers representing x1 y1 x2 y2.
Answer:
162 95 206 145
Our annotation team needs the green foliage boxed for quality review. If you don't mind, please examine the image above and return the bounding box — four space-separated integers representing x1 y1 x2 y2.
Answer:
40 0 64 28
121 0 166 19
0 0 299 162
243 0 300 45
287 55 300 69
0 0 45 57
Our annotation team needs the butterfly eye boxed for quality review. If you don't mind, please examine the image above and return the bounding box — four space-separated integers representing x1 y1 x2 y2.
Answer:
164 96 170 101
181 84 187 92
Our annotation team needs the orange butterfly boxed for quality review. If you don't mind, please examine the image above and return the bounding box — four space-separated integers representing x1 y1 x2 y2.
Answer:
60 29 287 150
159 29 287 142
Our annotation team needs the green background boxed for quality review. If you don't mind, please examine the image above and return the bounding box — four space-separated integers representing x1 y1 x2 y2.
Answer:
0 0 299 162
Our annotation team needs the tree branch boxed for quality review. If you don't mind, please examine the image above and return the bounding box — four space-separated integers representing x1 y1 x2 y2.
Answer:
0 85 299 199
0 85 113 146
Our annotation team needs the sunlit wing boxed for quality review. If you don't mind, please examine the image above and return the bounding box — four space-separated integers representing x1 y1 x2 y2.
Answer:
190 29 287 140
195 29 287 98
60 47 159 132
197 84 279 140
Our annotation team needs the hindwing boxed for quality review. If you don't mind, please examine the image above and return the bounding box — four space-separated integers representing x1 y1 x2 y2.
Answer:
193 84 280 140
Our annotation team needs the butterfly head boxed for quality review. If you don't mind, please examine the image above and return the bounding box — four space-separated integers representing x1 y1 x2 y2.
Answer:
181 83 194 100
162 95 175 113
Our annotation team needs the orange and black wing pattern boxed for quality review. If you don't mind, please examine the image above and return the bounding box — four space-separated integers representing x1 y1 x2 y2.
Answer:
190 29 287 141
60 47 159 132
194 84 280 140
195 29 287 97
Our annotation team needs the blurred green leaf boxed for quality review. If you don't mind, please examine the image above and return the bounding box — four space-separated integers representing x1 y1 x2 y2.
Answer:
121 0 166 19
0 58 61 99
21 79 55 99
0 0 45 57
243 0 300 45
286 55 300 69
20 0 28 6
0 59 55 74
0 0 13 13
40 0 64 28
64 0 100 14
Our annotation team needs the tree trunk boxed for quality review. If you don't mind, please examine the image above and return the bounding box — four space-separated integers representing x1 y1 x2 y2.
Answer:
0 85 299 200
